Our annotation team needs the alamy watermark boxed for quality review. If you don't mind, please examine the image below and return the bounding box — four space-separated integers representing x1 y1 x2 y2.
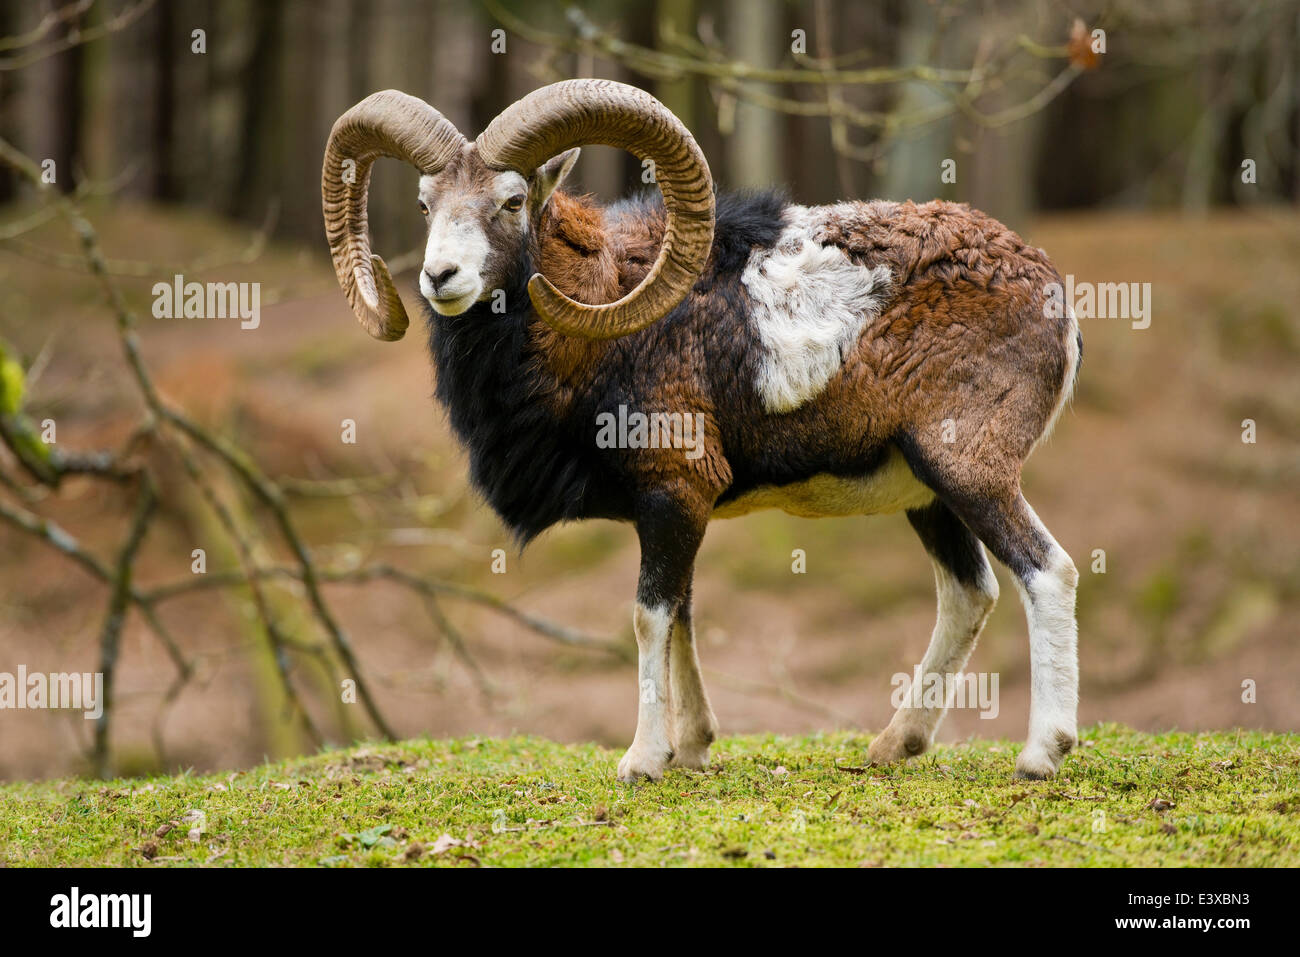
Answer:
1043 274 1151 330
890 667 1000 719
595 404 706 461
152 273 260 329
50 887 150 937
0 666 104 719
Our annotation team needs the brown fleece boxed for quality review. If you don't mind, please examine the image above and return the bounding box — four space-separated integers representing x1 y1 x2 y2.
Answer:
531 193 1071 514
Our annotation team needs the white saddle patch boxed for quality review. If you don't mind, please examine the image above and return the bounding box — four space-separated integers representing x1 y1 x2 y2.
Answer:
742 206 892 413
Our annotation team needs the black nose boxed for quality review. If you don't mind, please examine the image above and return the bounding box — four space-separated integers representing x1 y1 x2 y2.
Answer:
425 263 458 291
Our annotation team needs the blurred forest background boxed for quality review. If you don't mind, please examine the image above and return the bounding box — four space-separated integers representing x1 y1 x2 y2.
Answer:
0 0 1297 781
5 0 1299 238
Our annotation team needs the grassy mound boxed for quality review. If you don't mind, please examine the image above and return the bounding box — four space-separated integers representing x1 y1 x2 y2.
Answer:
3 724 1296 867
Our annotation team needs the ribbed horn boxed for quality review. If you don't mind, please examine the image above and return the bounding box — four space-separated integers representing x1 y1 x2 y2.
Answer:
322 90 467 341
476 79 714 340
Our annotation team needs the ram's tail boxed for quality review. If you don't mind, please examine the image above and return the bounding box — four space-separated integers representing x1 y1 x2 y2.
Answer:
1040 306 1081 448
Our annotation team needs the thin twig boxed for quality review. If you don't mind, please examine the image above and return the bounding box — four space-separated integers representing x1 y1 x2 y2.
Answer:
0 489 191 679
703 667 856 725
165 427 325 749
1 201 278 276
142 562 630 660
93 474 157 777
421 592 496 705
0 0 93 53
0 0 156 71
0 135 401 742
488 1 982 87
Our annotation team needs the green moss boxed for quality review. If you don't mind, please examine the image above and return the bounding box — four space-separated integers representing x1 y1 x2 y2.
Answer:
0 348 26 415
2 725 1295 867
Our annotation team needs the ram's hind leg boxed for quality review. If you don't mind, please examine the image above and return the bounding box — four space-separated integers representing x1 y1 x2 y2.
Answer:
869 501 999 765
936 484 1079 779
993 497 1079 779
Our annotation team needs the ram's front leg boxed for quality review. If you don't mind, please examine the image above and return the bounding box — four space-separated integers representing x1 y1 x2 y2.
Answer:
617 495 708 783
666 589 718 770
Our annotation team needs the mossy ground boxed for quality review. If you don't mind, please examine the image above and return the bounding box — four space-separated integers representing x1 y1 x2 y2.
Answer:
2 724 1296 867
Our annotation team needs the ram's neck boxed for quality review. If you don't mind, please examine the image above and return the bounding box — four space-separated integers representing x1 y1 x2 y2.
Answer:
536 191 623 303
421 192 670 541
528 191 665 398
429 190 667 430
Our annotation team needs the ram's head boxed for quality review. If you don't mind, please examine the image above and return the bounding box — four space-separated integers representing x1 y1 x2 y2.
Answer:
322 79 715 341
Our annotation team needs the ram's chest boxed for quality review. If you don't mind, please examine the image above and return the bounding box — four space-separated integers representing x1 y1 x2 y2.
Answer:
740 206 893 415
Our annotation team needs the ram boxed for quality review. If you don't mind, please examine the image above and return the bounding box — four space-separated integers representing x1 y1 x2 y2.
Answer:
321 79 1081 782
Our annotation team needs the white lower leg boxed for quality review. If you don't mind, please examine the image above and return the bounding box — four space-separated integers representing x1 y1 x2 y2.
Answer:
667 614 717 769
871 555 998 762
617 602 675 782
1014 545 1079 778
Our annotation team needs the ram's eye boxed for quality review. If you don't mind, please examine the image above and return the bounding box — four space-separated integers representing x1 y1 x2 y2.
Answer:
418 201 429 216
502 194 525 213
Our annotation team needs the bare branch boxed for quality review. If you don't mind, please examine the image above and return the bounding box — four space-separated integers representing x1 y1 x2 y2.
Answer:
0 0 94 53
0 0 156 71
486 0 983 87
93 474 156 777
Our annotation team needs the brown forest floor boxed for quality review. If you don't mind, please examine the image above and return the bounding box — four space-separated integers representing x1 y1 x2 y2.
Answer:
0 201 1297 780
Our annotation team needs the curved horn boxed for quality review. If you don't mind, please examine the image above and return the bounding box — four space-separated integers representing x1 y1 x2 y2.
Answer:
476 79 714 340
322 90 466 341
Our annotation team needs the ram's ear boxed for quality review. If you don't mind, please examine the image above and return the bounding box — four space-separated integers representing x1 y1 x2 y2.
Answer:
529 147 580 214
